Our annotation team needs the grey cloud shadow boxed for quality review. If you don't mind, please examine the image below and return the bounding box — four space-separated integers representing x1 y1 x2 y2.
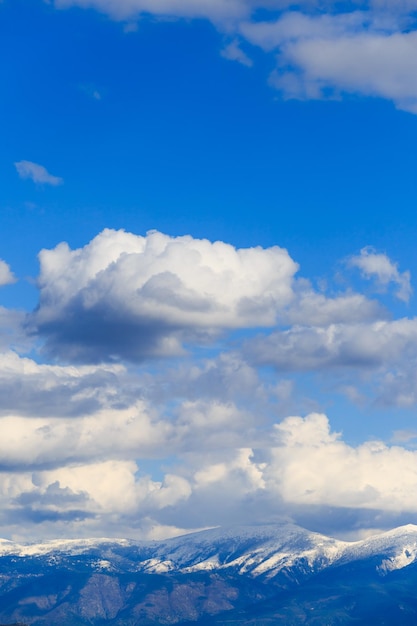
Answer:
30 305 185 364
0 369 124 418
9 482 95 525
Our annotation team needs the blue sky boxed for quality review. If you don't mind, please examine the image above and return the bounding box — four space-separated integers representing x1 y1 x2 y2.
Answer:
2 0 417 541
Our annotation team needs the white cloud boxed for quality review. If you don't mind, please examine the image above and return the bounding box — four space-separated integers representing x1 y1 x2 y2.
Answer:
14 161 63 186
257 18 417 113
3 225 417 537
3 392 417 536
149 352 267 406
246 317 417 371
30 228 298 362
194 447 265 493
0 261 16 287
45 0 417 112
374 367 417 408
0 403 173 469
0 352 265 470
221 39 253 66
349 247 412 302
149 412 417 533
240 11 372 52
175 399 256 450
266 413 417 512
0 350 126 417
38 461 190 514
7 460 191 530
283 284 385 326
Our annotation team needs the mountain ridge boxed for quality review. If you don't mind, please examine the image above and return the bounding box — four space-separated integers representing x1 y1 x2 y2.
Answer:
2 522 417 624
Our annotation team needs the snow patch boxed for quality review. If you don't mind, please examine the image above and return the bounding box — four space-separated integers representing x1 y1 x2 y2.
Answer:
141 558 174 573
378 544 417 573
182 555 220 572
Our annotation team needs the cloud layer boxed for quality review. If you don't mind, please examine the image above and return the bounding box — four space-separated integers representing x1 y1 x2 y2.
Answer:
2 378 417 540
0 227 415 540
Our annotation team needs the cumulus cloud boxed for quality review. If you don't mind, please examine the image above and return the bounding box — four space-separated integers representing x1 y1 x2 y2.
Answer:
14 161 63 186
0 351 126 418
2 224 417 538
30 228 298 362
243 12 417 112
349 246 412 302
0 352 263 471
374 367 417 408
0 261 16 287
38 461 190 515
0 402 173 470
145 352 268 408
5 461 191 534
266 412 417 513
161 412 417 534
3 396 417 537
283 284 386 326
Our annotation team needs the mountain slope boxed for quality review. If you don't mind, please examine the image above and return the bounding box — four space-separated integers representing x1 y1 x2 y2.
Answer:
1 523 417 625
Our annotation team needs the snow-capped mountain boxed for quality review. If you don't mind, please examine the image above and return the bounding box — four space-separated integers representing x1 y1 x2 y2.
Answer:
2 523 417 625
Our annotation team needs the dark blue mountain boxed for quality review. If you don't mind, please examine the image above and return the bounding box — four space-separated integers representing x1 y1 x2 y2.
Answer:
1 523 417 624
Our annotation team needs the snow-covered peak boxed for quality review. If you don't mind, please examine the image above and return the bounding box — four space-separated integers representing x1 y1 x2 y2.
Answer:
134 522 349 578
0 536 134 557
1 522 417 578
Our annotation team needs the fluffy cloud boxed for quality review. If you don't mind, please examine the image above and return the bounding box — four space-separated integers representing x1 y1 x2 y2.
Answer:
246 317 417 371
283 285 385 327
349 247 412 302
3 400 417 537
0 403 172 470
266 413 417 513
242 11 417 112
0 261 16 287
3 460 191 536
144 352 268 407
14 161 63 186
3 224 417 538
0 351 126 417
37 461 191 515
30 228 298 362
161 412 417 533
0 350 266 469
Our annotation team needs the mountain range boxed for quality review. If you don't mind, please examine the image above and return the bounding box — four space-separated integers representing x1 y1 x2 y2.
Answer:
1 522 417 624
